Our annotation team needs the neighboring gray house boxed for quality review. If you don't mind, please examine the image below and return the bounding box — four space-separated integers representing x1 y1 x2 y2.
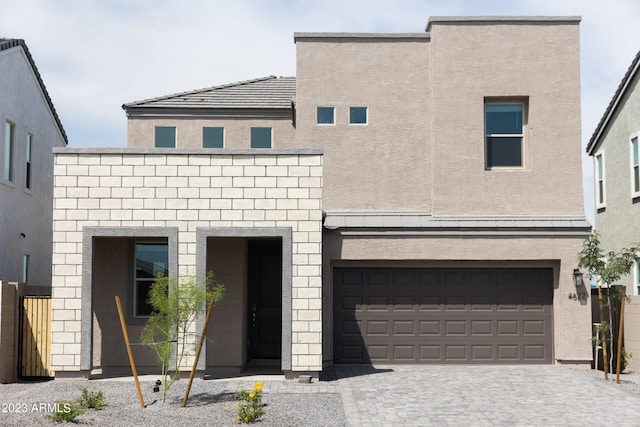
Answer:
0 39 67 285
586 49 640 371
51 17 592 379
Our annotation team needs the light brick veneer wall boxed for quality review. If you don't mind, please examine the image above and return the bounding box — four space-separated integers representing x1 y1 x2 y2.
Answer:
51 148 323 373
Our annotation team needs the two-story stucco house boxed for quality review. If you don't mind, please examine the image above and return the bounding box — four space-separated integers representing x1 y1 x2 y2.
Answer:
586 49 640 293
50 16 591 379
0 39 68 285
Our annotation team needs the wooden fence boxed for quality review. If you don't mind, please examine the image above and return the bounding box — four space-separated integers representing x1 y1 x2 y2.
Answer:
20 296 52 377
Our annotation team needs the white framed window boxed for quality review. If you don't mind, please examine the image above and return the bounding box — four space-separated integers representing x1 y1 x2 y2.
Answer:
22 254 29 283
633 260 640 296
3 120 15 182
154 126 176 148
595 151 606 209
349 107 367 125
203 127 224 148
317 107 335 125
26 133 32 190
485 102 524 168
134 241 168 318
631 135 639 197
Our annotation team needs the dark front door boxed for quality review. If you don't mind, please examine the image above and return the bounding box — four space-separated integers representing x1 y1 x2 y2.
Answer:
248 239 282 359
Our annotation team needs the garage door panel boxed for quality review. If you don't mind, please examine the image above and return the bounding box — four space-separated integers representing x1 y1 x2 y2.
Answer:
333 267 553 364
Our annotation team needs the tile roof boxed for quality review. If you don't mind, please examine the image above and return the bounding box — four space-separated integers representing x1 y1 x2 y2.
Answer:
122 76 296 110
324 212 591 236
587 49 640 155
0 39 68 144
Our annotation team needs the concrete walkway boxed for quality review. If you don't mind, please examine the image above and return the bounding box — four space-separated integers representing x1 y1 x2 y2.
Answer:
322 365 640 426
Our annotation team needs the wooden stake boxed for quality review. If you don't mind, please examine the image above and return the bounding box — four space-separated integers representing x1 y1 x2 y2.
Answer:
182 297 216 407
597 285 609 380
616 286 627 384
115 295 145 408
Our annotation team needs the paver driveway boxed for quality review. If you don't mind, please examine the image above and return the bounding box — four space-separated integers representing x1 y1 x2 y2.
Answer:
323 365 640 426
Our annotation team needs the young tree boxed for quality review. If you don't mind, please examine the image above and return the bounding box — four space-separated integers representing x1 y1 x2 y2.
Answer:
578 231 639 375
141 273 225 402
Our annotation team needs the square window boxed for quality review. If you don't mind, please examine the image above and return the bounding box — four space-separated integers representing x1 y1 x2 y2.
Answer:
485 103 524 168
349 107 367 125
154 126 176 148
134 242 168 317
203 127 224 148
251 127 272 148
3 121 14 181
317 107 335 125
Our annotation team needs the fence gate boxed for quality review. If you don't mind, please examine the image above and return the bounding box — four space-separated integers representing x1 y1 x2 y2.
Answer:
20 296 52 377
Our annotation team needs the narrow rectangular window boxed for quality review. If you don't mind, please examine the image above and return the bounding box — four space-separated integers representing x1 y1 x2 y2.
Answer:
251 127 272 148
26 134 32 189
485 103 524 168
317 107 335 125
134 242 168 317
3 121 14 181
203 127 224 148
154 126 176 148
632 137 639 195
349 107 367 124
596 153 605 207
22 254 29 283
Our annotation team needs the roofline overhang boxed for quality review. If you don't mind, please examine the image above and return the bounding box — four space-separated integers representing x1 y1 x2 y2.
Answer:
586 49 640 155
426 16 581 32
294 32 429 42
124 106 293 119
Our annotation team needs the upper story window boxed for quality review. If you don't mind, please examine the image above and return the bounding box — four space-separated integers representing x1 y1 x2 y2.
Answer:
317 107 335 125
251 127 272 148
596 151 606 209
134 241 168 318
631 136 639 197
154 126 176 148
26 133 32 190
485 103 524 168
22 254 30 283
349 107 367 125
3 120 15 182
203 127 224 148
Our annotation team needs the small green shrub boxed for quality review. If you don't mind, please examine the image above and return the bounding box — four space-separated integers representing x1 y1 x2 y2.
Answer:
77 386 105 410
235 381 265 423
45 401 85 423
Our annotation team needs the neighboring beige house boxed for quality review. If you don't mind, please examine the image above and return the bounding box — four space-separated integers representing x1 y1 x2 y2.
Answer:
51 16 591 379
586 49 640 371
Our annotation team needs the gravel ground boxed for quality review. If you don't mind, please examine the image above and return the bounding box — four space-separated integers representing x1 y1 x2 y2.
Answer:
0 378 347 426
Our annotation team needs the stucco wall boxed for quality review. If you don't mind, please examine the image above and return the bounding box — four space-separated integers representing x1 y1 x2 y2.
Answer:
127 117 295 149
51 149 323 373
0 46 66 285
428 21 584 216
322 233 591 364
295 36 431 211
591 72 640 293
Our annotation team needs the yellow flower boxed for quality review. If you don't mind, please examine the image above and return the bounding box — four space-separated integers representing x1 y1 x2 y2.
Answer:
244 418 249 423
249 392 255 399
253 382 263 392
236 417 240 421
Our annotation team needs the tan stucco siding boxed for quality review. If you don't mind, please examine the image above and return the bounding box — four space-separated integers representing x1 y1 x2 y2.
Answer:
295 39 431 211
429 22 584 216
127 117 295 149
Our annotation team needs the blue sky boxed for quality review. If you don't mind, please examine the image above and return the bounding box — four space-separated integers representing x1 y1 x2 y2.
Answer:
2 0 640 222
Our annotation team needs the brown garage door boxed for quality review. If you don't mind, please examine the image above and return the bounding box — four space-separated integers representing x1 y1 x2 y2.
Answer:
333 267 553 364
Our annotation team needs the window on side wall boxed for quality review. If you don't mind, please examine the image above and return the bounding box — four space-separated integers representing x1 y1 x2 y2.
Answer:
485 102 525 168
22 254 29 283
26 134 32 190
134 242 168 318
596 151 606 209
317 107 335 125
349 107 367 125
203 127 224 148
251 127 272 148
154 126 176 148
3 120 15 182
631 136 639 197
634 260 640 296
